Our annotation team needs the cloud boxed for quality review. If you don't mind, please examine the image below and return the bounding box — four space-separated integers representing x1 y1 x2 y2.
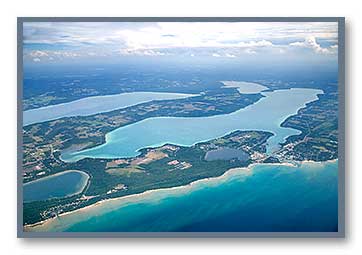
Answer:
24 50 82 62
289 36 336 54
24 22 337 48
119 49 169 56
237 40 273 48
23 22 338 61
29 50 49 57
244 48 257 55
225 53 236 58
53 51 80 58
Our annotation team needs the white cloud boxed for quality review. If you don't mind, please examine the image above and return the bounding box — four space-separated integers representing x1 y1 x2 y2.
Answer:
24 22 338 49
25 50 82 62
29 50 49 57
225 53 236 58
53 51 80 58
142 50 167 56
289 41 305 47
289 36 336 54
244 49 257 55
119 49 169 56
23 22 338 60
237 40 273 48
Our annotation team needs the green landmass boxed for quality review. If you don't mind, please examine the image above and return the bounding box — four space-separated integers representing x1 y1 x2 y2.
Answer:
275 85 338 161
23 130 273 225
23 89 262 179
22 83 339 227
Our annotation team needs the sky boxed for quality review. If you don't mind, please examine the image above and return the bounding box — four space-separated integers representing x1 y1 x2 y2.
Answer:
23 22 338 63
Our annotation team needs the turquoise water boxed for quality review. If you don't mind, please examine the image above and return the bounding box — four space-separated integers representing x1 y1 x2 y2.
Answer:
62 88 322 162
28 160 338 232
23 92 197 126
23 170 89 202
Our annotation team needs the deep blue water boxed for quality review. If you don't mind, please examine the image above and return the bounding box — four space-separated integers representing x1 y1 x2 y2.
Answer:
29 160 338 232
23 170 89 202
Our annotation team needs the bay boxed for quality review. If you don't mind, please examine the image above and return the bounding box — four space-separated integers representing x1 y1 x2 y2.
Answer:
62 88 322 162
23 92 197 126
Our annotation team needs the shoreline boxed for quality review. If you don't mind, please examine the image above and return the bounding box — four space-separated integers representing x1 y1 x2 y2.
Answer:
61 96 269 162
63 87 323 163
24 158 337 231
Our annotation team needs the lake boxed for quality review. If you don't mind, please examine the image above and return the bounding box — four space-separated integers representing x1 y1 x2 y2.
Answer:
23 170 90 202
204 147 249 161
62 88 322 162
23 92 197 126
27 160 338 232
221 81 268 94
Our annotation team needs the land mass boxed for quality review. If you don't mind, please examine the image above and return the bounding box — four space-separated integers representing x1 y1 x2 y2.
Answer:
23 89 262 178
275 84 338 161
23 130 272 225
22 84 339 226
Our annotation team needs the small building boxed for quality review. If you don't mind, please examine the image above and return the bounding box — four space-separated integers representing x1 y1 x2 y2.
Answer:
167 160 179 165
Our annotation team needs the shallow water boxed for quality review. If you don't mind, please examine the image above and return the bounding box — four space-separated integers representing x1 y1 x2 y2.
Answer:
23 170 89 202
62 88 322 162
23 92 197 126
28 160 338 232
